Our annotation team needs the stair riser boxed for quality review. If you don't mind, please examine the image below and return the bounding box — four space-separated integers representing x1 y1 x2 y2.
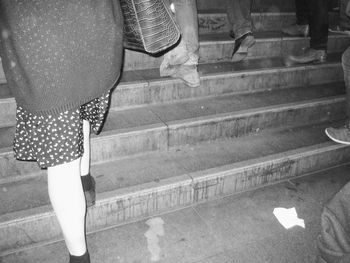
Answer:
0 125 169 182
1 143 348 255
198 12 339 35
198 12 296 35
197 0 295 12
190 146 350 202
0 99 15 129
123 36 350 71
112 64 343 109
168 99 345 146
0 38 348 82
0 14 344 77
0 64 343 126
0 98 345 183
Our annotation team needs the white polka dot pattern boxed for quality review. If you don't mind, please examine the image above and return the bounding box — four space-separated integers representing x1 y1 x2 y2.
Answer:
13 91 110 168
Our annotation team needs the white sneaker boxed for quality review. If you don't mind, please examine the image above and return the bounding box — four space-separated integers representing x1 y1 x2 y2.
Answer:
325 127 350 145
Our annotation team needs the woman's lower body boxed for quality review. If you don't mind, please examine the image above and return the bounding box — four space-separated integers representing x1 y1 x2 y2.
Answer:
14 91 111 263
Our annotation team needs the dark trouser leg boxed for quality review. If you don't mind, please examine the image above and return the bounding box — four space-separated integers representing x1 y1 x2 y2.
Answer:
306 0 328 50
342 47 350 124
339 0 350 30
295 0 309 25
226 0 252 39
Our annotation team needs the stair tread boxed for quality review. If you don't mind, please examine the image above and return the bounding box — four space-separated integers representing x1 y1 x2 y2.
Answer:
0 81 345 150
200 31 348 42
120 32 350 70
2 0 350 256
103 82 344 132
0 53 342 93
198 9 296 15
0 31 347 86
197 0 296 12
0 119 344 218
0 54 343 131
122 53 342 85
2 162 349 262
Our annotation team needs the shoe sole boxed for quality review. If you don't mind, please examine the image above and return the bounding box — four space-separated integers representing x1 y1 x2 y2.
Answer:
284 55 326 67
232 38 256 62
325 128 350 145
329 28 350 36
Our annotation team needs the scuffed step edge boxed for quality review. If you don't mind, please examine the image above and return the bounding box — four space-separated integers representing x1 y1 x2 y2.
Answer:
1 141 350 256
0 96 346 184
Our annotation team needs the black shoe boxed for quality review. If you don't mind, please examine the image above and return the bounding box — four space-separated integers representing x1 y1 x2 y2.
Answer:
82 174 96 207
69 251 90 263
284 48 327 66
231 33 255 62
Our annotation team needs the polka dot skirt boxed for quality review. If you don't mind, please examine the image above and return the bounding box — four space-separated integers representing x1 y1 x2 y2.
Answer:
14 91 111 168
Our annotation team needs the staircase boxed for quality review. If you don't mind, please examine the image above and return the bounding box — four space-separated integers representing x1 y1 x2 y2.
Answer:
1 0 350 260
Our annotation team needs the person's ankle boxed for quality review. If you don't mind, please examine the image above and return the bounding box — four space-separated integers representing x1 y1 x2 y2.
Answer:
69 251 90 263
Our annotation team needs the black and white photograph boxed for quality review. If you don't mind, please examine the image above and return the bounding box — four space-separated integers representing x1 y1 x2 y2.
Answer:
0 0 350 262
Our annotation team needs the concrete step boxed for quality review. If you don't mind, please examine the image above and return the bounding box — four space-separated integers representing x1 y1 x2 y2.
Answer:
0 54 345 128
0 7 303 81
2 162 349 263
198 11 295 34
198 11 339 35
197 0 296 12
1 120 350 256
123 32 349 71
0 80 346 183
0 32 348 78
116 54 344 110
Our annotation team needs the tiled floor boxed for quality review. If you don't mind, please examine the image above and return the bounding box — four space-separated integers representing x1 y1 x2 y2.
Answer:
2 164 350 263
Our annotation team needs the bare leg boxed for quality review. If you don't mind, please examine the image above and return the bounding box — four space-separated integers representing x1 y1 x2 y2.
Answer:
47 158 87 256
81 120 91 176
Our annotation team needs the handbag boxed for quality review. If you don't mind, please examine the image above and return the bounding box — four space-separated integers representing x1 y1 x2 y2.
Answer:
120 0 181 54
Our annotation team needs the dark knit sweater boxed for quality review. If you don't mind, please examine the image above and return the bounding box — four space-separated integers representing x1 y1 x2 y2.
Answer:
0 0 123 116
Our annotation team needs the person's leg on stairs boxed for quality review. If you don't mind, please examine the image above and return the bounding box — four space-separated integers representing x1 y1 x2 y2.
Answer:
160 0 200 87
47 158 90 262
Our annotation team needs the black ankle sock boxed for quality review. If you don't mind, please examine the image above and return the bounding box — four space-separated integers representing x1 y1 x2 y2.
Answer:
69 251 90 263
81 173 93 191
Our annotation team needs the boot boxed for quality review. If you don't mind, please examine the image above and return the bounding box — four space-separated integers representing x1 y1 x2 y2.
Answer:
169 64 200 87
160 51 200 87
